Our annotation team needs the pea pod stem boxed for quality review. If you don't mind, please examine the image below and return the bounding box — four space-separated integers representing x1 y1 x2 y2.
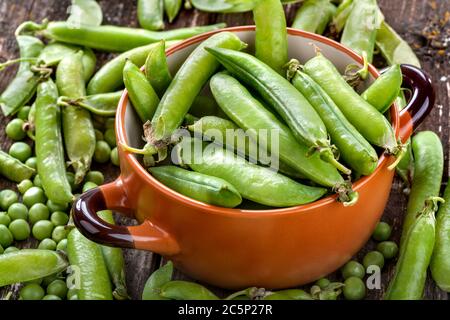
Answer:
0 58 38 70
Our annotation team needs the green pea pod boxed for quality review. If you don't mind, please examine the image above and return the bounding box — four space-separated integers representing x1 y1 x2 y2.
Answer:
265 289 313 300
61 91 123 117
400 131 444 245
341 0 383 63
189 96 219 117
145 40 173 97
178 138 327 207
191 0 258 12
206 48 348 174
67 228 113 300
160 280 219 300
87 41 177 95
376 21 421 68
82 47 97 82
385 198 441 300
142 261 174 300
97 210 129 300
292 0 336 35
57 51 96 184
40 21 226 52
123 60 160 123
138 0 165 30
35 79 74 205
396 138 414 189
164 0 182 22
0 150 35 182
0 35 44 116
0 249 68 287
253 0 288 74
303 53 401 159
430 179 450 292
150 32 245 145
361 64 402 114
149 166 242 208
67 0 103 27
330 0 353 34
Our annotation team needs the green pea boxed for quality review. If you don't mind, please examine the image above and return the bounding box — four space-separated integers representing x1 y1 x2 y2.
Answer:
341 260 366 279
38 238 57 250
25 157 37 170
32 220 54 241
6 118 26 141
343 277 366 300
0 212 11 226
363 251 385 270
104 128 116 148
95 129 104 141
46 279 68 298
0 189 19 210
372 222 392 241
52 226 68 243
82 182 98 193
28 203 50 224
9 142 32 162
4 246 19 254
94 140 111 164
8 219 31 241
42 273 60 287
111 147 119 166
50 211 69 227
315 278 330 289
33 174 42 188
17 106 31 120
7 203 28 220
23 187 47 208
104 117 115 129
66 172 77 191
42 294 61 300
17 179 33 194
56 238 67 251
20 283 45 300
46 199 68 213
376 241 399 260
0 224 14 247
85 171 104 185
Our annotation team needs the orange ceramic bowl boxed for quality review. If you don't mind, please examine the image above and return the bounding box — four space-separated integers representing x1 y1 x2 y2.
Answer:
73 26 435 289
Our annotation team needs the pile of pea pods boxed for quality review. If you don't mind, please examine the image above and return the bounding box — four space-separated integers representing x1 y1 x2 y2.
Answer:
0 0 449 301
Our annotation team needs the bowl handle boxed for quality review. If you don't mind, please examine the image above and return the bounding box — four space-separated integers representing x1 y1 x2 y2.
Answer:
71 177 180 256
398 64 435 142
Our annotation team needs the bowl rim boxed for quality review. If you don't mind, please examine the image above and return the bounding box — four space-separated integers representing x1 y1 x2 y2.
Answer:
116 25 400 217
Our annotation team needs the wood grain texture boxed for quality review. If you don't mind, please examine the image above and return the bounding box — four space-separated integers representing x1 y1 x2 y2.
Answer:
0 0 448 300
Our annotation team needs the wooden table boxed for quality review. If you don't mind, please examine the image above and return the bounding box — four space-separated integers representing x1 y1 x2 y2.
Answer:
0 0 448 300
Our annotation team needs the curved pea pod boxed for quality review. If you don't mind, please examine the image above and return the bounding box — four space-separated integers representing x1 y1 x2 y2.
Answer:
400 131 444 245
385 198 441 300
264 289 313 300
150 32 246 144
330 0 353 34
253 0 288 74
35 79 74 205
160 280 219 300
209 72 356 204
178 138 327 207
164 0 182 23
144 40 172 97
430 180 450 292
205 48 347 173
149 166 242 208
60 91 123 117
376 21 421 68
303 53 401 159
142 261 173 300
0 35 44 116
123 60 160 123
289 67 377 176
67 228 113 300
0 150 35 182
0 249 68 287
138 0 164 30
361 65 402 114
97 210 129 300
67 0 103 27
341 0 383 63
292 0 336 35
87 41 177 95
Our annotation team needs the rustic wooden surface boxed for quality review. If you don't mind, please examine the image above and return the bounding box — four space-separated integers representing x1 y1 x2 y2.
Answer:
0 0 449 300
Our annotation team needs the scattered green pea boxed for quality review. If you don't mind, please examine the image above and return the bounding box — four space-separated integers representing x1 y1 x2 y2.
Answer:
376 241 399 259
363 251 385 270
4 246 19 254
94 140 111 163
17 179 33 194
32 220 54 241
82 182 98 193
56 238 67 251
372 222 392 241
17 106 31 120
315 278 330 289
0 189 19 210
46 279 68 299
85 171 104 185
28 203 50 224
6 118 26 141
104 128 116 148
20 283 45 300
42 294 61 300
52 226 68 243
343 277 366 300
9 142 32 162
7 203 28 220
8 219 31 241
42 273 60 287
0 212 11 226
25 157 37 170
95 129 104 141
50 211 69 227
23 187 47 208
33 174 42 188
38 238 57 250
341 260 365 279
0 224 14 247
46 199 68 213
111 147 119 166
